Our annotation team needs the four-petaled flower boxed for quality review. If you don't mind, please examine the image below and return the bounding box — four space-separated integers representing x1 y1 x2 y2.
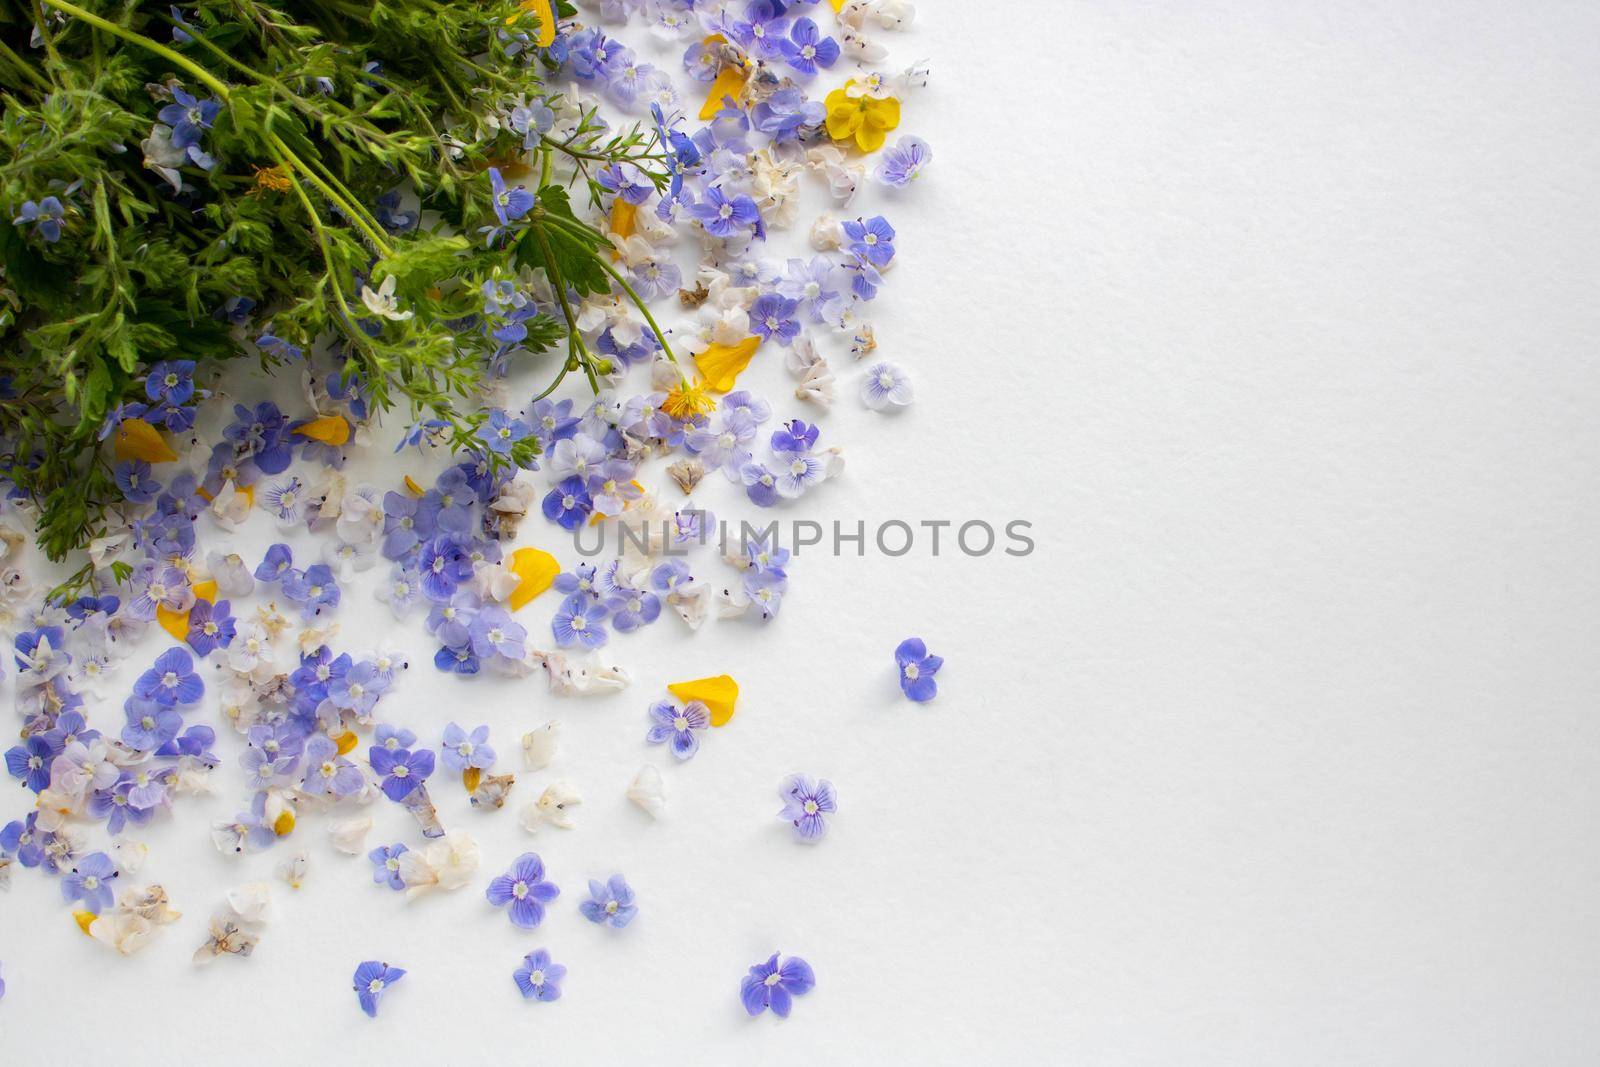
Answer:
61 851 118 915
369 745 435 801
740 952 816 1018
352 960 405 1017
513 948 566 1002
133 647 204 707
441 722 496 772
579 873 637 928
778 773 836 842
486 852 560 928
894 637 943 702
645 700 709 761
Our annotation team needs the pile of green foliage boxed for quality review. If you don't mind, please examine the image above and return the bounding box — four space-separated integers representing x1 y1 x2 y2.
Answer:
0 0 666 561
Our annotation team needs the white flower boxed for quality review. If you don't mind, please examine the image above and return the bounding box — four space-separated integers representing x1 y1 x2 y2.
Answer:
627 765 666 819
860 360 914 411
327 815 372 855
399 831 479 897
520 781 582 832
206 551 256 598
522 722 562 770
360 274 413 321
795 361 837 408
226 882 273 924
277 850 309 889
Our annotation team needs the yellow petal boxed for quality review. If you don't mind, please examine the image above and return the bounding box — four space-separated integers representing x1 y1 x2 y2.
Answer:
156 605 189 643
855 123 889 153
828 0 846 10
335 729 360 756
112 418 178 464
404 475 426 496
463 767 482 793
507 546 560 611
293 415 351 447
667 674 739 727
609 199 639 241
517 0 558 47
192 580 218 602
273 810 296 836
700 65 748 120
663 379 716 420
73 910 98 935
694 336 761 393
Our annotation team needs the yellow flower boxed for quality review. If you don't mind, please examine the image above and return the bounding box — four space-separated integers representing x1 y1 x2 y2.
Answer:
693 335 762 392
824 83 901 153
667 674 739 727
516 0 558 48
700 63 748 120
251 164 291 194
663 378 716 420
507 546 560 611
112 417 178 464
609 198 639 242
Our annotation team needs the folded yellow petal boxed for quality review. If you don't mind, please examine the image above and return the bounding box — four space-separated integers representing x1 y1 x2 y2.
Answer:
112 418 178 464
609 199 639 241
507 546 560 611
518 0 558 46
73 909 97 935
335 729 360 756
192 580 218 603
694 335 761 392
667 674 739 727
272 810 296 836
293 415 351 446
404 475 426 496
700 64 748 120
155 605 189 644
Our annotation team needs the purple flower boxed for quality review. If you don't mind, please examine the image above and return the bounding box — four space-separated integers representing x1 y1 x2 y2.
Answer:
778 773 836 842
134 646 203 707
255 542 294 583
440 722 495 772
369 745 435 801
144 359 196 406
417 535 473 601
579 874 637 928
842 215 895 268
489 167 534 226
895 638 942 702
550 593 609 649
740 953 816 1018
282 563 340 619
598 162 652 205
874 135 932 187
158 85 221 150
688 185 762 239
486 852 560 928
479 407 532 455
328 661 385 716
469 606 526 661
860 360 913 411
13 196 63 242
781 17 839 77
185 598 236 656
554 563 601 600
114 460 160 503
369 843 408 890
541 476 593 531
60 851 118 915
303 735 364 797
741 462 781 507
5 733 61 792
645 700 708 760
353 960 405 1017
513 948 566 1001
749 293 801 345
606 585 660 633
381 491 432 560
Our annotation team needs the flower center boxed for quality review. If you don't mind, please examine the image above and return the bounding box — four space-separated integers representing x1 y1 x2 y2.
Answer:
804 799 819 815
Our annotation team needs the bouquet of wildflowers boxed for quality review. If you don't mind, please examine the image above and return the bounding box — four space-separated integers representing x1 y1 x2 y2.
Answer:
0 0 676 563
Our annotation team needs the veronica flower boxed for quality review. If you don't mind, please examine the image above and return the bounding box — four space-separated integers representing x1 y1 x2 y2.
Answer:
13 196 64 242
778 773 836 841
894 638 942 702
874 135 932 187
369 745 434 801
417 536 473 601
60 851 119 915
353 960 405 1018
329 661 385 715
740 953 816 1017
479 408 532 455
741 462 781 507
469 606 526 662
781 17 839 77
843 215 896 268
241 742 299 792
749 293 801 345
688 185 762 239
541 476 594 531
598 162 653 205
185 598 236 656
5 733 60 792
645 700 708 760
529 398 580 450
440 723 495 772
255 543 295 583
128 563 192 621
578 873 637 928
369 843 408 890
551 593 609 649
687 410 758 480
486 852 560 928
262 477 307 526
513 948 566 1002
587 459 641 516
489 167 535 226
302 735 364 797
157 85 220 151
134 647 203 707
114 460 160 504
607 585 661 633
145 359 196 406
282 563 340 619
860 361 913 410
212 795 277 854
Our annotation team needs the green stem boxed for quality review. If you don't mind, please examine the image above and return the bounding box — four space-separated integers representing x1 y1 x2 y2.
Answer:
531 226 600 393
540 214 680 368
50 0 231 99
0 36 50 91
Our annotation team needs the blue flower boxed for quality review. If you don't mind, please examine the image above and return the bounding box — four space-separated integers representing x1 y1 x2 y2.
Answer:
185 598 235 656
121 697 183 751
369 843 409 891
740 953 815 1017
134 646 204 707
778 773 836 842
417 535 473 601
874 135 932 187
353 960 405 1017
13 196 64 242
489 167 535 226
646 700 708 760
541 476 593 531
255 543 294 583
749 293 801 345
688 186 762 239
5 733 61 792
60 851 118 915
894 638 942 702
282 563 340 619
551 593 609 649
513 948 566 1001
781 17 839 77
369 745 434 802
440 722 495 772
579 873 637 928
478 408 532 455
157 85 221 149
113 460 160 503
842 215 895 268
486 852 560 928
597 162 652 205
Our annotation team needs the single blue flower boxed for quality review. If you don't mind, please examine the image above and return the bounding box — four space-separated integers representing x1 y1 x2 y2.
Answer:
255 543 294 583
842 214 895 268
369 843 409 890
688 185 762 239
60 851 118 915
740 953 816 1017
282 563 340 619
781 17 839 77
894 638 942 702
13 196 64 242
353 960 405 1017
578 873 637 928
478 408 532 456
489 167 535 226
645 700 708 761
550 593 609 649
778 773 836 842
5 733 61 792
157 85 221 150
369 745 434 802
513 948 565 1001
134 646 204 707
541 476 593 531
486 852 560 928
874 135 932 187
440 722 495 772
185 598 235 656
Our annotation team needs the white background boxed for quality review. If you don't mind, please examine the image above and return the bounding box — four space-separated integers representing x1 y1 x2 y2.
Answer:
5 1 1600 1063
